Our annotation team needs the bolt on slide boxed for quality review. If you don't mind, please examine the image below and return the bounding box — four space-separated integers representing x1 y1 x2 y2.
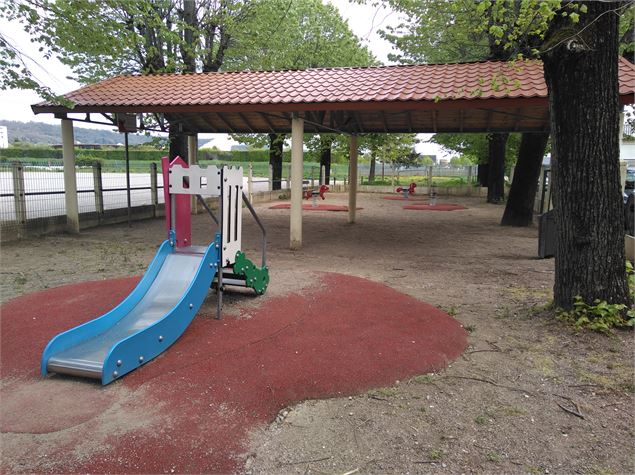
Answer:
41 157 268 385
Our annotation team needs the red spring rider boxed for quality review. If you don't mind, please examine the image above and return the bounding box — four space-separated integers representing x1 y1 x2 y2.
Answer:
396 182 417 199
304 184 330 207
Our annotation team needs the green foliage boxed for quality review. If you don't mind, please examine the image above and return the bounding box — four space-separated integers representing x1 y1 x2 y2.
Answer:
0 147 162 161
557 262 635 333
225 0 375 71
450 155 476 167
432 133 520 169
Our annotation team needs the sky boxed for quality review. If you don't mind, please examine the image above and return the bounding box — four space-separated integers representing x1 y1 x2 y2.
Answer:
0 1 447 158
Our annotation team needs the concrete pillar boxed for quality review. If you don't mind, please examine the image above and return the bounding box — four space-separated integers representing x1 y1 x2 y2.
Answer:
188 134 198 214
61 118 79 233
348 135 358 224
290 115 304 249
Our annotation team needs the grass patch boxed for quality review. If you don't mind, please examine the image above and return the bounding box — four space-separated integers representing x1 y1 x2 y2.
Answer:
367 387 399 399
410 374 434 384
428 449 443 461
474 414 488 425
486 452 502 463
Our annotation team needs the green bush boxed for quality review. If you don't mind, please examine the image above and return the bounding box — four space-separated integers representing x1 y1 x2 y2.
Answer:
557 261 635 333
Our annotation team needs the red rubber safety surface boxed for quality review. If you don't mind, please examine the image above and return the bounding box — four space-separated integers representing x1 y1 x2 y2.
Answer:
269 203 363 211
1 273 467 474
403 203 468 211
381 196 427 201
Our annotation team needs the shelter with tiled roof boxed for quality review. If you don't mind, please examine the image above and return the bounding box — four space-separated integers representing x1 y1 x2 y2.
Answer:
32 59 635 248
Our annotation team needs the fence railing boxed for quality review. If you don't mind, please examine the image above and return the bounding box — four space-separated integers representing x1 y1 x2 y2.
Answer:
0 159 478 241
0 160 349 241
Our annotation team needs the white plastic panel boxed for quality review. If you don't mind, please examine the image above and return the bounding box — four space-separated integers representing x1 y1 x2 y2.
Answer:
169 164 222 196
221 167 243 265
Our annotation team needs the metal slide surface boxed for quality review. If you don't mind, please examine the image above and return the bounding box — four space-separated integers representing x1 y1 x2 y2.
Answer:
42 239 219 385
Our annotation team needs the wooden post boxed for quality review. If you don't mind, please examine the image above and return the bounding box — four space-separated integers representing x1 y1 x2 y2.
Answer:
12 161 26 237
188 134 198 214
248 162 254 203
467 165 473 184
61 118 79 234
427 165 433 190
150 162 158 217
93 161 104 215
348 135 358 224
290 115 304 249
321 165 326 186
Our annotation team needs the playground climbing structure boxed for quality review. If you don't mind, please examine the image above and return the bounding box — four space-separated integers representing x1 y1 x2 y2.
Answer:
41 157 268 385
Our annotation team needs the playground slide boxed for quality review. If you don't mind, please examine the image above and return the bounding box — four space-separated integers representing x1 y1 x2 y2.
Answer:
41 238 220 385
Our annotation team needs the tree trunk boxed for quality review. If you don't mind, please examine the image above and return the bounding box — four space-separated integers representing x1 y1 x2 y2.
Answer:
487 132 508 203
542 1 629 308
269 133 284 190
501 132 549 226
168 127 187 161
319 135 332 185
477 163 489 187
181 0 197 72
368 153 376 183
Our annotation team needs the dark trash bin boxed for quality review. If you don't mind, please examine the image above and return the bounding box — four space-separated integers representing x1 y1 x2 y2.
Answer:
626 194 634 237
538 209 556 259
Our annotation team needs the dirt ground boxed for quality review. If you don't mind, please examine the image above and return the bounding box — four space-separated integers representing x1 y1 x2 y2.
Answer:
1 192 633 474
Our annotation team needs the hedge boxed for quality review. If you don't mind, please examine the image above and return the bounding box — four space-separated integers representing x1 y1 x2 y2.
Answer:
0 147 293 162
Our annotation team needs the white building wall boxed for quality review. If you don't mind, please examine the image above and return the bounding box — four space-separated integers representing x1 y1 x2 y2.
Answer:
620 142 635 166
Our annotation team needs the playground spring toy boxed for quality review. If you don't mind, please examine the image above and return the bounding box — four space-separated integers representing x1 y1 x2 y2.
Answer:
304 184 330 207
396 182 417 199
41 157 268 385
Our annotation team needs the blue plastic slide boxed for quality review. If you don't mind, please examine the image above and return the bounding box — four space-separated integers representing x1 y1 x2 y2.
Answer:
41 236 220 385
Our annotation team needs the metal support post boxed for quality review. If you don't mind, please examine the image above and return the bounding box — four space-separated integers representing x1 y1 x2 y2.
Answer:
12 161 26 236
348 135 358 224
150 163 158 217
188 134 198 214
248 162 254 203
93 161 104 216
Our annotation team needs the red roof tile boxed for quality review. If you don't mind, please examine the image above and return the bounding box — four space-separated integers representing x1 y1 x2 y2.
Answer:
33 58 635 113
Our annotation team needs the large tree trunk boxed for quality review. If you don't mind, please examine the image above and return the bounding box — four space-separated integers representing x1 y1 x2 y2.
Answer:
542 1 629 309
168 127 187 161
368 154 376 183
269 133 284 190
477 163 489 187
319 135 332 185
486 132 508 203
501 132 549 226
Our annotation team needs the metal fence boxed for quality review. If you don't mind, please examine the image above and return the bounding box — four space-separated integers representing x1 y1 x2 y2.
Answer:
0 159 478 241
0 160 165 240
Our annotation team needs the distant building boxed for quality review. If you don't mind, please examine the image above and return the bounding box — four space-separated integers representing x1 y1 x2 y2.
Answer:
0 126 8 148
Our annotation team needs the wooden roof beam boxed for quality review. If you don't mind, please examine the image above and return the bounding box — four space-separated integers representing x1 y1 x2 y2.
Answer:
199 115 220 133
405 110 413 133
379 110 388 133
513 108 522 131
260 113 277 133
237 112 256 133
215 113 237 133
432 110 438 133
